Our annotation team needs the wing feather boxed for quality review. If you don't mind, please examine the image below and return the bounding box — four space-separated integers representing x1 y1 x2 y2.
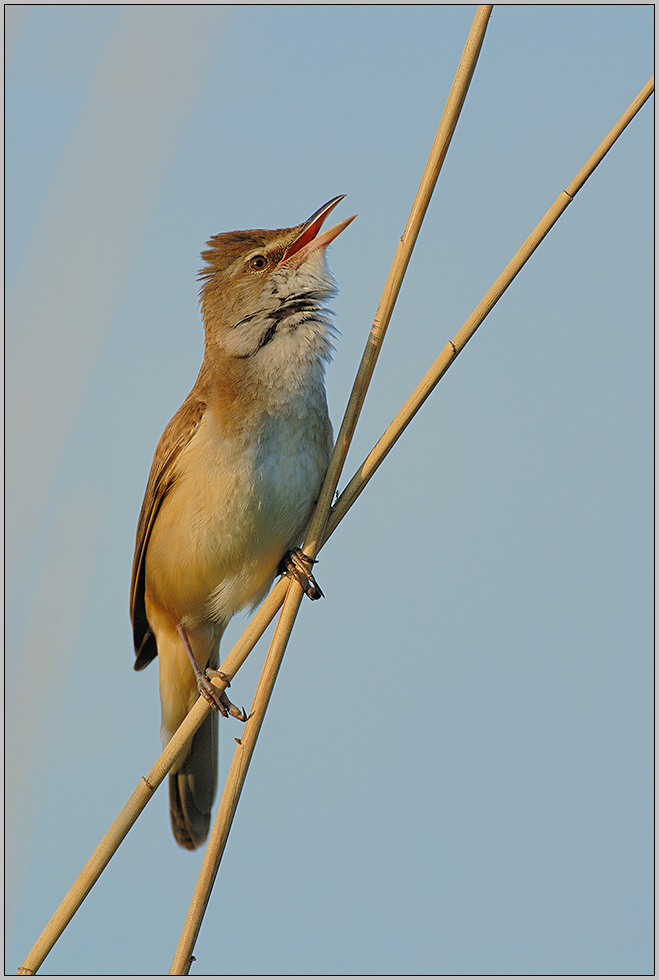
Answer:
130 396 207 670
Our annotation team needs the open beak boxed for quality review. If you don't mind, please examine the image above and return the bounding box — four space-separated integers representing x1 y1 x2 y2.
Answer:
279 195 357 267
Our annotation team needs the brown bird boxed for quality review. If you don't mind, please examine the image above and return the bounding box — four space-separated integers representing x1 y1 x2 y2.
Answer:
130 197 355 849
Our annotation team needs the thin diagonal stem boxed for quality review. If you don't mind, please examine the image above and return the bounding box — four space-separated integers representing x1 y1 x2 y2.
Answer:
15 698 208 976
304 3 494 560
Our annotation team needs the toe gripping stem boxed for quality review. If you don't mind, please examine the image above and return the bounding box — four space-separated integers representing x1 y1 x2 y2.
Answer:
283 548 324 600
177 626 248 722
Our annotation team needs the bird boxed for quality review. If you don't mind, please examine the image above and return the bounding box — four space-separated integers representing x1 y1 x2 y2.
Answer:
130 196 356 849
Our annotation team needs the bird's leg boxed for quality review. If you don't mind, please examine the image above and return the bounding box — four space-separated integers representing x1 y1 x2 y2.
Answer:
177 626 247 721
281 548 324 600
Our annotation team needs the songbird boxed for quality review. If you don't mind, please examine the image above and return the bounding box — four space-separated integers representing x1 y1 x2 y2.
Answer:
130 196 355 849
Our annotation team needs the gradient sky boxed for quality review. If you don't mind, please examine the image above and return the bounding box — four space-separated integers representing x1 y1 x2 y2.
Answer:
6 5 653 976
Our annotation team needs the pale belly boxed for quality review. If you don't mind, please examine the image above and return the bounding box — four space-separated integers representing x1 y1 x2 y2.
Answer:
144 406 331 627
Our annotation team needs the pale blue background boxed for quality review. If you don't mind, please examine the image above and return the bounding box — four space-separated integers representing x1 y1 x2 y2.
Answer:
6 5 653 976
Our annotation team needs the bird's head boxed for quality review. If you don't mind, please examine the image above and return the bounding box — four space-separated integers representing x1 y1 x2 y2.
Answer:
198 196 355 361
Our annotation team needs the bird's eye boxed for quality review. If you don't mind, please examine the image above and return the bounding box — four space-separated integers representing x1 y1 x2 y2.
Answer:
248 254 268 271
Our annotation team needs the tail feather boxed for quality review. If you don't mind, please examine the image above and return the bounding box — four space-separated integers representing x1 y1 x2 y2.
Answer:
169 710 218 850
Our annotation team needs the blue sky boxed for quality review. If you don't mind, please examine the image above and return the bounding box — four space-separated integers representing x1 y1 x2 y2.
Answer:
6 5 653 975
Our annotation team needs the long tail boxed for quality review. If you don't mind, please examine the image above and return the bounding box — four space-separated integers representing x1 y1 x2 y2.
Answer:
156 623 223 850
169 709 218 849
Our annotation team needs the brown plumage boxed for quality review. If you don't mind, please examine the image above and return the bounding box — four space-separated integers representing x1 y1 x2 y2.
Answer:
130 197 355 848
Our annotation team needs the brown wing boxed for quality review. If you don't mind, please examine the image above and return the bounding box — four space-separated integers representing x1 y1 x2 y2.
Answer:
131 395 207 670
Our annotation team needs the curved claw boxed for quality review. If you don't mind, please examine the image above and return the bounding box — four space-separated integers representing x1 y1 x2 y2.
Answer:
230 704 249 723
207 669 248 722
283 548 324 600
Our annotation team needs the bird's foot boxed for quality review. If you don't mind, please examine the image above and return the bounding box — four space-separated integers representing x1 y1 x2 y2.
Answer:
206 669 248 722
282 548 324 600
177 626 247 721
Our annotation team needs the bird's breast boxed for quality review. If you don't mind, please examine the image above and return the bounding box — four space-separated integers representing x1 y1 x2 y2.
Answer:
145 398 332 626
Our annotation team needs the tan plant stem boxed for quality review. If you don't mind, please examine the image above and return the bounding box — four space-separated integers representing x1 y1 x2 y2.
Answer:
169 584 303 975
16 697 209 976
304 3 494 561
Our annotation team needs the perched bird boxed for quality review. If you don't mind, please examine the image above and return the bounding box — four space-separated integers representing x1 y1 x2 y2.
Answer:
130 196 355 849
